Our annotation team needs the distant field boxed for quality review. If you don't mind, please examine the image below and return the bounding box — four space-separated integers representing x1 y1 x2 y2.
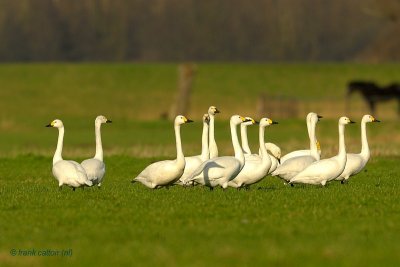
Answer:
0 63 399 157
0 63 399 267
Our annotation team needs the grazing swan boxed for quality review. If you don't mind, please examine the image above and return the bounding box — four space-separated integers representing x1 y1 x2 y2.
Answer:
81 115 112 187
46 119 92 190
240 117 257 155
336 115 380 183
132 115 193 188
264 143 281 174
280 112 322 164
208 106 220 159
184 115 251 189
177 114 210 185
289 117 355 186
229 118 278 188
271 113 322 181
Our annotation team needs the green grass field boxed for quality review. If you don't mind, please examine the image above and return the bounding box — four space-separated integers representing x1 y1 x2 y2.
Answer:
0 63 399 266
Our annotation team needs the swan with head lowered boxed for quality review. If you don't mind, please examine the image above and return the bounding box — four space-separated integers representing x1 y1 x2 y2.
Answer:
280 112 322 164
271 113 322 182
289 116 355 186
184 115 251 189
176 114 210 185
81 115 112 187
229 118 278 188
132 115 193 188
208 106 220 159
336 114 380 184
46 119 92 190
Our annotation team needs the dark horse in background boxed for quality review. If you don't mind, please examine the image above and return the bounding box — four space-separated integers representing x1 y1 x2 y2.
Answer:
347 81 400 116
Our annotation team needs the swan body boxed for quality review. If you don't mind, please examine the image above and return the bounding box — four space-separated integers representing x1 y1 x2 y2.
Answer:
264 143 281 174
133 115 193 188
336 115 380 183
280 112 322 164
185 115 250 189
289 117 355 186
271 113 322 181
177 114 210 185
81 115 112 187
208 106 220 159
46 119 92 189
229 118 278 188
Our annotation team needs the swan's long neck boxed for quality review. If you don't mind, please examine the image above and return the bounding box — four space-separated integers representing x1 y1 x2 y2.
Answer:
53 127 64 165
200 122 209 161
241 124 251 154
338 123 347 160
360 120 370 160
94 122 103 161
209 114 218 158
309 120 319 160
175 124 185 166
231 122 244 167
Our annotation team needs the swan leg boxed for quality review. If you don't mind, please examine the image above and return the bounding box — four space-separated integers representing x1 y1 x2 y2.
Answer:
72 187 76 191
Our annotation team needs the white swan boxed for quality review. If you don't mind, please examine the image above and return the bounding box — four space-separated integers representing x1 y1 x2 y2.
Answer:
280 112 322 164
208 106 220 159
264 143 281 174
229 118 278 188
81 115 112 187
240 117 257 155
336 115 380 183
132 115 193 188
184 115 250 189
271 113 322 181
289 117 355 186
46 119 92 190
177 114 210 185
240 117 281 173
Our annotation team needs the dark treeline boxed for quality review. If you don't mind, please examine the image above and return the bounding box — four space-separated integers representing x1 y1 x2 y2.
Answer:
0 0 397 62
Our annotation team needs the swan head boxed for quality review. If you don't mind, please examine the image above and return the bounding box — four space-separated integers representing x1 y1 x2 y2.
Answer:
231 115 250 125
96 115 112 124
46 119 63 128
203 114 210 124
308 112 323 124
208 106 220 115
175 115 193 125
259 117 278 127
339 116 355 125
243 117 258 126
363 114 381 123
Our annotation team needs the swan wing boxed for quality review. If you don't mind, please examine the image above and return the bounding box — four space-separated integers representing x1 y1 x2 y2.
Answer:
290 158 341 184
81 158 106 183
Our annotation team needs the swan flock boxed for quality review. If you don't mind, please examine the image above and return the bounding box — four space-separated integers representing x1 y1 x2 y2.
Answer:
46 108 380 190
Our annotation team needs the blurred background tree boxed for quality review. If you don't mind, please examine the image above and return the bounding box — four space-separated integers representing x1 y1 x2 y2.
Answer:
0 0 398 62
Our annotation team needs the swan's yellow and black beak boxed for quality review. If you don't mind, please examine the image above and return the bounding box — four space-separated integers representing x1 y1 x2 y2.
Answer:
267 119 278 125
372 116 380 122
106 119 112 123
349 119 356 124
242 117 251 122
46 121 54 127
184 117 194 123
317 115 323 121
215 108 220 114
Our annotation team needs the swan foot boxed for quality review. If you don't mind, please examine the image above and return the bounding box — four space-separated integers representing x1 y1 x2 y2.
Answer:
72 187 76 191
290 183 294 187
209 187 214 191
